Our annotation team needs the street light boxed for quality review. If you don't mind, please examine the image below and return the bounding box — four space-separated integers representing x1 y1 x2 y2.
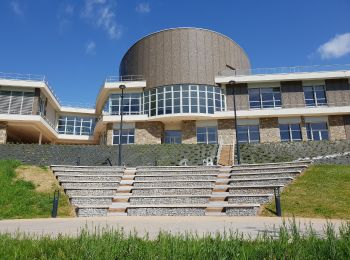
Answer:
229 80 241 165
118 84 126 166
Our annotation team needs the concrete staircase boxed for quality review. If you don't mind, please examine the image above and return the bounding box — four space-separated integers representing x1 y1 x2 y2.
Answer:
52 161 311 217
51 165 125 217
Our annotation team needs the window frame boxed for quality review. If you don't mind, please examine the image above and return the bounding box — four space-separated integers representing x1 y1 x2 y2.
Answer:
303 85 327 107
248 87 282 109
237 125 260 143
196 126 218 144
279 123 302 142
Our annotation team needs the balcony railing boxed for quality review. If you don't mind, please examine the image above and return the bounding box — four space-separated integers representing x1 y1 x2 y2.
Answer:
105 75 144 82
219 64 350 77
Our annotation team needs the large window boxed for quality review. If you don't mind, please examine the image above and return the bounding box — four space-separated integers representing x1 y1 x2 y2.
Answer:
164 130 182 144
113 128 135 144
279 124 302 142
303 86 327 107
306 122 329 141
248 87 281 109
197 127 217 144
0 90 34 115
58 116 95 135
106 93 141 115
144 84 225 116
237 125 260 143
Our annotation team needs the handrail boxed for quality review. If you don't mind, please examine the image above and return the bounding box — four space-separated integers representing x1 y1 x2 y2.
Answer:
219 64 350 77
105 75 144 82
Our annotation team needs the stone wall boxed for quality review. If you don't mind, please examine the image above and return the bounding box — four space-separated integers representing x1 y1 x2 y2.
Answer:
182 120 197 144
328 115 347 141
106 123 113 145
344 115 350 140
280 81 305 108
259 117 280 143
300 117 309 141
135 122 164 144
325 79 350 107
218 119 235 145
226 83 249 110
0 123 7 144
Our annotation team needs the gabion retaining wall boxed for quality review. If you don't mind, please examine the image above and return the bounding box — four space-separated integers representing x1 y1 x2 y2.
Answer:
239 140 350 165
0 144 218 166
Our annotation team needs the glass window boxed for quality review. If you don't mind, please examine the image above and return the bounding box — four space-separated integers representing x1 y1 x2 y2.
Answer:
107 93 141 115
164 130 182 144
306 122 329 141
113 128 135 144
248 88 282 109
144 84 225 116
0 90 34 115
237 125 260 143
303 85 327 107
279 123 302 142
196 126 217 144
57 116 95 135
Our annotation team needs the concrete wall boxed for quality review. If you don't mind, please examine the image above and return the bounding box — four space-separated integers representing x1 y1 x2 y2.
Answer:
281 81 305 108
182 120 197 144
119 28 251 89
0 122 7 144
135 121 164 144
106 123 113 145
325 79 350 107
328 115 347 140
259 117 280 143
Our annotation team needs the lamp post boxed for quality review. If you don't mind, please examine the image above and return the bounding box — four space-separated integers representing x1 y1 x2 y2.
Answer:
229 80 241 165
118 84 126 166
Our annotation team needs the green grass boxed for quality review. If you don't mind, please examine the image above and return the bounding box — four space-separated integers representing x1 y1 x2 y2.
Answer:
0 222 349 259
0 160 73 219
263 165 350 219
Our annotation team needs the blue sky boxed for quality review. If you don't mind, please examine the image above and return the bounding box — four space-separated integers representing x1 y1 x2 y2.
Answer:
0 0 349 106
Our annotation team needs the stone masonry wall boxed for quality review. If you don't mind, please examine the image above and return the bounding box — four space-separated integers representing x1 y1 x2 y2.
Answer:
344 115 350 140
135 122 164 144
328 115 347 141
182 120 197 144
259 117 280 143
106 123 113 145
0 123 7 144
218 119 235 145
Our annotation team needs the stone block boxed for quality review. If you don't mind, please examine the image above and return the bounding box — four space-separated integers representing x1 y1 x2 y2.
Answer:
259 118 280 143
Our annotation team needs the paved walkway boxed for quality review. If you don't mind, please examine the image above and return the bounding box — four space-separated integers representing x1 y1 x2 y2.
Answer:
0 216 345 239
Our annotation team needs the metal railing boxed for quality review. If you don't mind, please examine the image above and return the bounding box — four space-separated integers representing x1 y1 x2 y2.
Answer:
105 75 144 82
60 101 95 109
219 64 350 77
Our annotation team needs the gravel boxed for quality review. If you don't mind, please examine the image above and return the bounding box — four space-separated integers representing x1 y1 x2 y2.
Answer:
66 189 117 196
228 196 272 204
226 207 259 216
129 197 209 205
70 197 113 206
132 188 213 196
133 181 215 188
77 208 108 217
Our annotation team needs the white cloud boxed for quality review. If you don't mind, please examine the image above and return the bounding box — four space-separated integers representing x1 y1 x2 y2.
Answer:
64 4 75 15
10 1 23 16
317 33 350 59
86 41 96 54
82 0 122 39
136 3 150 14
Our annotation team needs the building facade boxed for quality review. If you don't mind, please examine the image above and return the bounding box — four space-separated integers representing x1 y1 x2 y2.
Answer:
0 28 350 146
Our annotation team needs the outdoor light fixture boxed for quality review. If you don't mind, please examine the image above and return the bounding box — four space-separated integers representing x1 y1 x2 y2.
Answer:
229 80 241 165
118 84 127 166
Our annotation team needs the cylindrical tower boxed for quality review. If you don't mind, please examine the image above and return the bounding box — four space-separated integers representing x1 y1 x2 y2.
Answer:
119 27 250 89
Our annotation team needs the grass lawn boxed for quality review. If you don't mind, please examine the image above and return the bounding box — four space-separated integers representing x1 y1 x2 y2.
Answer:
0 160 74 219
262 164 350 219
0 222 349 259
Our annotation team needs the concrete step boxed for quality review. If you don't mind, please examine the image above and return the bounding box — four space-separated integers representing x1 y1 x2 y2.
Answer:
61 182 120 189
133 181 215 188
230 171 301 179
66 189 117 196
57 176 122 182
229 184 284 195
230 161 311 168
134 175 218 181
230 164 308 172
227 194 272 204
132 187 213 196
229 177 293 186
70 196 113 206
129 196 210 205
135 171 220 175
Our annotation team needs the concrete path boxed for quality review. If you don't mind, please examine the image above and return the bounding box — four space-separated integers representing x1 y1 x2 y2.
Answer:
0 216 346 239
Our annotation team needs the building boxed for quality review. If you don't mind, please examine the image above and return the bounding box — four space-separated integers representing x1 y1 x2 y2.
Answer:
1 27 350 147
